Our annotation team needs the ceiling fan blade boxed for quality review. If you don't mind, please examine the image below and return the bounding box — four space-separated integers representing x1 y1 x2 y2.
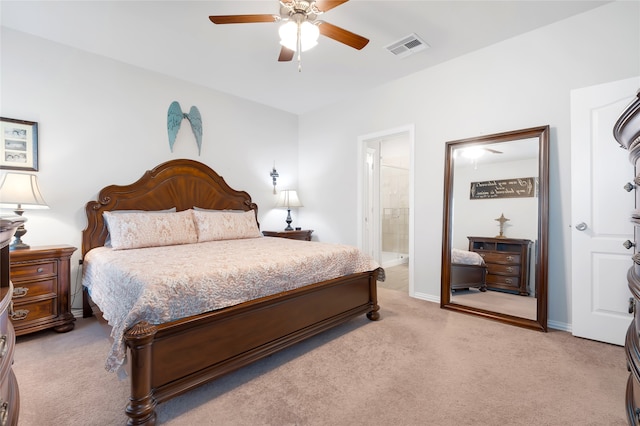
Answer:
278 46 294 62
314 0 349 12
209 14 278 24
318 22 369 50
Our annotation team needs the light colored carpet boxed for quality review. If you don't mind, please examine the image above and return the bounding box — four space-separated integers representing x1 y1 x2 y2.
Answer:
13 287 627 425
451 288 537 320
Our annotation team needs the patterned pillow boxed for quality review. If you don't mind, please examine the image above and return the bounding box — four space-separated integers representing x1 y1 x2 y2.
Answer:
104 208 176 247
192 209 261 242
451 248 485 265
103 210 197 250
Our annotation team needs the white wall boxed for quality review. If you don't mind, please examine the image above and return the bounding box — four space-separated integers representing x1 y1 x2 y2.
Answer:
298 1 640 328
452 158 539 249
0 28 300 309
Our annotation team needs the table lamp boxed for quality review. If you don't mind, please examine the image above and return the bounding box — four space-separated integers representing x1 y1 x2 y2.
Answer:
275 189 303 231
0 172 49 250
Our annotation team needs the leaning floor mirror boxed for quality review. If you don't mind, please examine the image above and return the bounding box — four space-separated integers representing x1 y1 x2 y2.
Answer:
440 126 549 331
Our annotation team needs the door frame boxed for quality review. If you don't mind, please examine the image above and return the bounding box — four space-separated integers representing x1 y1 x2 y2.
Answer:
357 124 415 296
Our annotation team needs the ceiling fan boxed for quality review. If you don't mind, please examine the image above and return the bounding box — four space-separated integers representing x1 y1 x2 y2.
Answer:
209 0 369 69
483 148 503 154
459 146 503 160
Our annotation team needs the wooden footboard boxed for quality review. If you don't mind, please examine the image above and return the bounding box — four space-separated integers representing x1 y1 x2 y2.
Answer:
450 263 487 292
123 269 380 425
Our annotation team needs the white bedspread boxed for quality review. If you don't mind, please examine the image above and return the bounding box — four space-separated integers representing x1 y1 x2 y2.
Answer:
82 237 381 372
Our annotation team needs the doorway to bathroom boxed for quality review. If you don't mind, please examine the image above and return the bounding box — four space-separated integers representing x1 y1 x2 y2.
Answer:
358 125 414 294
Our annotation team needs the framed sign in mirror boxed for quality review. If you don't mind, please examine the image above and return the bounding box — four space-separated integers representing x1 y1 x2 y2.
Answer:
0 117 38 171
440 125 549 331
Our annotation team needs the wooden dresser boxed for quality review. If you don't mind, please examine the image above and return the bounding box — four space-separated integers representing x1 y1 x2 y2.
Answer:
614 90 640 425
467 236 532 296
262 230 314 241
0 217 24 425
9 245 76 336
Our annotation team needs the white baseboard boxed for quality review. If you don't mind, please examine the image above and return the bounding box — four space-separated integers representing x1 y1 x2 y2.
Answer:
547 319 571 332
412 292 439 304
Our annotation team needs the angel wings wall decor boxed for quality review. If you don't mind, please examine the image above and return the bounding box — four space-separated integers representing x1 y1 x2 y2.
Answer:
167 101 203 155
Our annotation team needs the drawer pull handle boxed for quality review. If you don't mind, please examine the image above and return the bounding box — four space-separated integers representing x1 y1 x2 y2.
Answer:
0 400 7 426
624 240 636 250
633 254 640 265
10 309 29 321
506 255 514 262
506 266 514 273
0 336 7 360
12 287 28 298
504 279 513 284
37 267 44 273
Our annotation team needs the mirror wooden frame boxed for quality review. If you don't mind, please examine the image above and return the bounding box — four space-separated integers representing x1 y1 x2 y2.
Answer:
440 125 549 331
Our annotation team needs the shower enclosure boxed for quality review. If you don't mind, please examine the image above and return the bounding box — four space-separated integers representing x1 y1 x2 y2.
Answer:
381 163 409 267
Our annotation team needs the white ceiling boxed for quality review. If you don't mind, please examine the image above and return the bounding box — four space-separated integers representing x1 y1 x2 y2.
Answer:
1 1 610 115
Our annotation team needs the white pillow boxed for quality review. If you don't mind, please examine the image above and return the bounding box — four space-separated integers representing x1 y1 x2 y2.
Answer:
104 208 176 247
103 210 197 250
192 209 261 242
451 248 485 265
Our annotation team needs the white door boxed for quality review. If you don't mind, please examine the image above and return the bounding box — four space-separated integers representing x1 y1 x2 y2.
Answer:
571 77 640 345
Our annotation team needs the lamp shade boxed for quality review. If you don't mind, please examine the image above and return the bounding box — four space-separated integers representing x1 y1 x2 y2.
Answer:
0 172 49 209
279 21 319 52
275 190 303 209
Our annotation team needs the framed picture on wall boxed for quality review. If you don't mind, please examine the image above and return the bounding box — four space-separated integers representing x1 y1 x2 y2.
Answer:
0 117 38 171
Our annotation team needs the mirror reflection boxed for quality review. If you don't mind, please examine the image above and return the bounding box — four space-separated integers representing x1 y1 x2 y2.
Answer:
441 126 549 331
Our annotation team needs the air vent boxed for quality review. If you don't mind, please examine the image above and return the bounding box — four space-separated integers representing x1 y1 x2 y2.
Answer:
385 33 429 58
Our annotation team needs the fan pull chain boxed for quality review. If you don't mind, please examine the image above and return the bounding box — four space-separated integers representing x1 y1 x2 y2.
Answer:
297 20 302 72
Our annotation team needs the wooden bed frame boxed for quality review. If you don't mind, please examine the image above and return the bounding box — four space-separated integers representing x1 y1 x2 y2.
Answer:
81 159 381 425
450 263 487 292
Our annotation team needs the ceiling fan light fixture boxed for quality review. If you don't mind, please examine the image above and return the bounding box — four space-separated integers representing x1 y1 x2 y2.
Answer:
460 147 485 160
279 20 319 52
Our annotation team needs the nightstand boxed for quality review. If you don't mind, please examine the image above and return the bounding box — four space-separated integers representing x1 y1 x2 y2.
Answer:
9 245 77 336
262 230 314 241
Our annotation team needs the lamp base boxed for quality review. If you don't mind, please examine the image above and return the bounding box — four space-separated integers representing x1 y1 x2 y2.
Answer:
10 210 29 250
284 208 293 231
10 238 29 250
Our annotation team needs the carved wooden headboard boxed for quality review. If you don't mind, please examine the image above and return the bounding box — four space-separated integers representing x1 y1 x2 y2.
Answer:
81 159 258 257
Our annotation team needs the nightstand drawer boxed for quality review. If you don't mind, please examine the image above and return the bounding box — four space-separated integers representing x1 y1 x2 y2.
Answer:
12 278 56 300
10 298 56 323
9 245 76 336
10 260 56 281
